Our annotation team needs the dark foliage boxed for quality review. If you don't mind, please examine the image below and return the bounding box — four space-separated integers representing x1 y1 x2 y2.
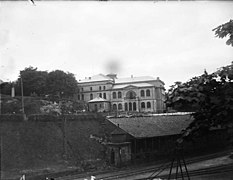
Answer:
167 63 233 143
213 19 233 46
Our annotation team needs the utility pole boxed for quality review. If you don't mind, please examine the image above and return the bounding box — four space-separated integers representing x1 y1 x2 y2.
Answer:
20 74 25 115
20 73 27 120
0 136 2 180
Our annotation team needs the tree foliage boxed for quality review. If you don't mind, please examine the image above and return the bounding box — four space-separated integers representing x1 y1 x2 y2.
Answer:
213 19 233 46
17 66 48 96
0 82 12 96
166 63 233 143
11 67 78 98
46 70 78 98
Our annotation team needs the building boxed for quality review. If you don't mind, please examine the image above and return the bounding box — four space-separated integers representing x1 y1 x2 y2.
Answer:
105 114 228 166
78 73 166 113
105 114 193 166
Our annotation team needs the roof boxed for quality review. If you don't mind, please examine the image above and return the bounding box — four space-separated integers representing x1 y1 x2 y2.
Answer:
88 96 109 103
111 127 127 135
115 76 156 84
108 115 193 138
79 74 113 83
112 83 153 90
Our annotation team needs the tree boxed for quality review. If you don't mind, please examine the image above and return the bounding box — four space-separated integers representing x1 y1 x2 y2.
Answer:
16 66 48 96
46 70 78 98
0 81 12 96
213 19 233 46
166 20 233 145
167 63 233 143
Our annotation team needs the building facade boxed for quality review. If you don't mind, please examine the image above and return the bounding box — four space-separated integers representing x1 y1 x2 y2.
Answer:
78 74 166 113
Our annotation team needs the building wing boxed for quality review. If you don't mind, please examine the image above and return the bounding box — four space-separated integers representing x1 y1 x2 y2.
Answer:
79 74 113 83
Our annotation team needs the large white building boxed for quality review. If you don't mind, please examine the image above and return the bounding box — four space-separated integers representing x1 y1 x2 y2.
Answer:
77 74 166 113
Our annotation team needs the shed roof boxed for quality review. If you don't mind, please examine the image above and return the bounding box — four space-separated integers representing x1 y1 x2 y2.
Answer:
108 115 193 138
88 97 109 103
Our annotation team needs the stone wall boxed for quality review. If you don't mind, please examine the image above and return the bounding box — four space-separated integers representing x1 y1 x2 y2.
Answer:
0 114 107 179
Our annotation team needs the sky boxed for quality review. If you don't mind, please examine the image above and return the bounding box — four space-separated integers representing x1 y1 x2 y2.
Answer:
0 1 233 89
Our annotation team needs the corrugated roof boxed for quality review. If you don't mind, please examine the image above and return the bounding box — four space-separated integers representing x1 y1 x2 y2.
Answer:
115 76 156 84
108 115 193 138
79 74 113 83
112 83 153 89
88 97 109 103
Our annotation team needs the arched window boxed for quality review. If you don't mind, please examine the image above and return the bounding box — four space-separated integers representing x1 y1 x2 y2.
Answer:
90 93 93 100
129 102 132 111
141 102 145 108
146 89 150 97
103 93 106 99
126 91 136 99
99 86 102 90
118 91 122 98
90 87 92 91
140 90 145 97
113 92 116 99
133 102 136 111
99 93 102 98
112 104 117 111
147 102 151 108
118 103 122 110
125 103 128 111
103 86 106 90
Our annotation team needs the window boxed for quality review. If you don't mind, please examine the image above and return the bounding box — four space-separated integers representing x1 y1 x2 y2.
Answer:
125 103 128 111
147 102 151 108
118 103 122 110
99 104 102 108
113 92 116 99
82 94 84 100
103 93 106 99
133 102 136 111
140 90 145 97
129 102 132 111
146 89 150 97
99 86 102 90
90 87 92 91
77 95 80 100
103 86 106 90
90 94 93 100
141 102 145 108
94 104 97 111
112 104 117 111
81 88 84 92
118 91 122 98
99 93 102 98
126 91 136 99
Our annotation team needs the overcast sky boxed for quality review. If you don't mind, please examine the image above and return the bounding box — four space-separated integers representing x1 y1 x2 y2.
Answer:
0 1 233 89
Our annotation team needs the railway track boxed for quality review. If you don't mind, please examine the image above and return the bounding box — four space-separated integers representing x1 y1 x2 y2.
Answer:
93 164 233 180
55 150 232 180
140 163 233 180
